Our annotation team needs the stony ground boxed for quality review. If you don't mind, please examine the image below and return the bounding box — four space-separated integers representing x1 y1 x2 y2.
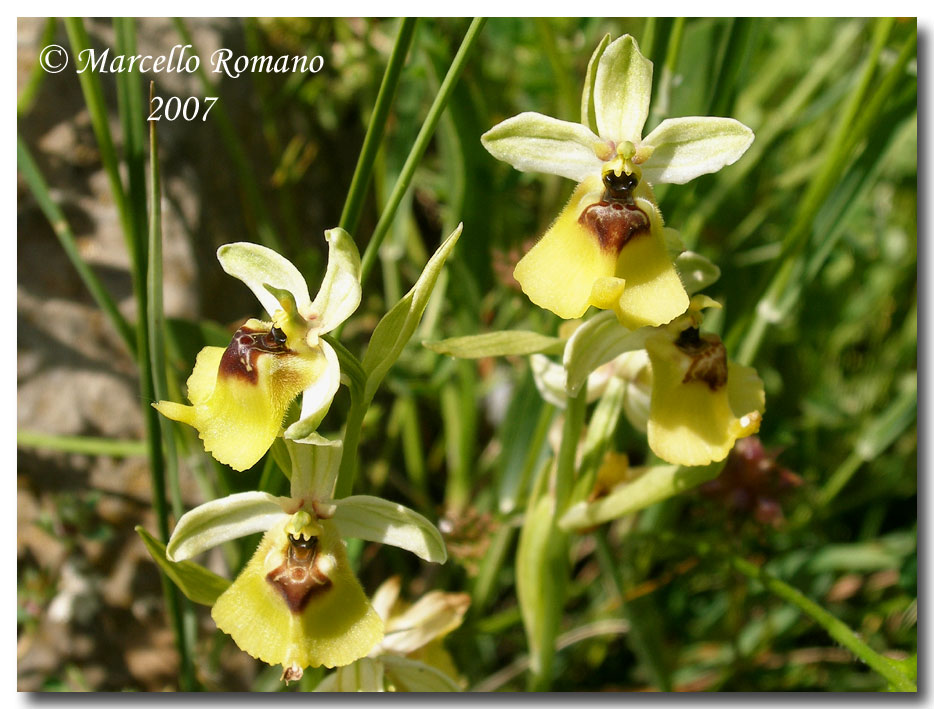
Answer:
17 17 262 691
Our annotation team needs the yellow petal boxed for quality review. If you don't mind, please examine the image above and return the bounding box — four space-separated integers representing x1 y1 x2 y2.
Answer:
609 213 690 329
211 517 384 671
645 330 764 466
514 177 616 319
154 319 327 471
514 175 688 326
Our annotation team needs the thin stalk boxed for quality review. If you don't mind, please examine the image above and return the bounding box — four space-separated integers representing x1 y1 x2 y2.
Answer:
17 431 146 458
334 384 367 499
63 19 134 253
731 555 916 691
358 18 486 285
16 135 136 354
147 81 197 693
17 18 57 116
339 18 418 236
554 385 587 514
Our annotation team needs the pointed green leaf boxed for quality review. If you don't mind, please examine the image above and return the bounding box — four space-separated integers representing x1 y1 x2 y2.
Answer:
310 227 362 334
563 311 651 396
135 526 230 606
641 116 754 185
362 225 462 403
424 331 565 359
481 113 604 182
217 242 312 320
166 491 287 562
330 495 447 563
560 461 723 531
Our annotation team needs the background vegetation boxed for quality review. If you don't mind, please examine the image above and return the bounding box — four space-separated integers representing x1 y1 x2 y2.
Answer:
17 17 916 691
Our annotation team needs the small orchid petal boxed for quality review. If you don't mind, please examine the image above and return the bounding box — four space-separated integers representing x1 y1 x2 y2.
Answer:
641 116 754 185
593 34 653 144
284 338 341 442
166 491 288 562
330 496 447 563
481 112 604 182
380 590 470 655
217 242 312 320
309 228 362 334
285 437 343 503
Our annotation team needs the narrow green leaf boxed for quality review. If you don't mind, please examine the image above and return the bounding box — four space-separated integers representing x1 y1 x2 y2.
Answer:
362 224 462 404
560 461 723 531
424 331 565 359
135 526 230 607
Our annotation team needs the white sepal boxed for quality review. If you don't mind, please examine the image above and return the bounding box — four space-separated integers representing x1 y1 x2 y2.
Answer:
309 227 362 334
641 116 754 185
481 112 604 183
593 34 653 144
166 491 288 562
217 242 312 320
330 495 447 563
283 338 341 441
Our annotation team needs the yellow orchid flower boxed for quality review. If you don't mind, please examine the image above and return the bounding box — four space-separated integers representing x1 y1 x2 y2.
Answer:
645 298 765 466
154 229 360 471
166 438 448 682
482 34 753 325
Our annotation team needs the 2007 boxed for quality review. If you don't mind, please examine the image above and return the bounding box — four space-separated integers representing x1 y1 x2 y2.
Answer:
148 96 218 121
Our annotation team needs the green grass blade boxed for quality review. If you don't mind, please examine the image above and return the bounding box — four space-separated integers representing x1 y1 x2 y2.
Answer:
17 430 146 457
731 555 916 691
16 134 136 355
339 18 418 236
17 18 57 117
358 17 486 285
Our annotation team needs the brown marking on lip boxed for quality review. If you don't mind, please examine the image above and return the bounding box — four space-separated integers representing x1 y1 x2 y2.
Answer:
578 170 650 254
676 327 728 391
266 535 332 614
218 324 292 384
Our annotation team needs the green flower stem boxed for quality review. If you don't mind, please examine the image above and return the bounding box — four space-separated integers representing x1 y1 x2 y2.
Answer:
730 555 916 692
16 135 136 355
172 18 283 252
145 77 196 691
16 431 146 458
334 383 367 500
554 384 587 514
339 18 418 236
358 17 486 285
